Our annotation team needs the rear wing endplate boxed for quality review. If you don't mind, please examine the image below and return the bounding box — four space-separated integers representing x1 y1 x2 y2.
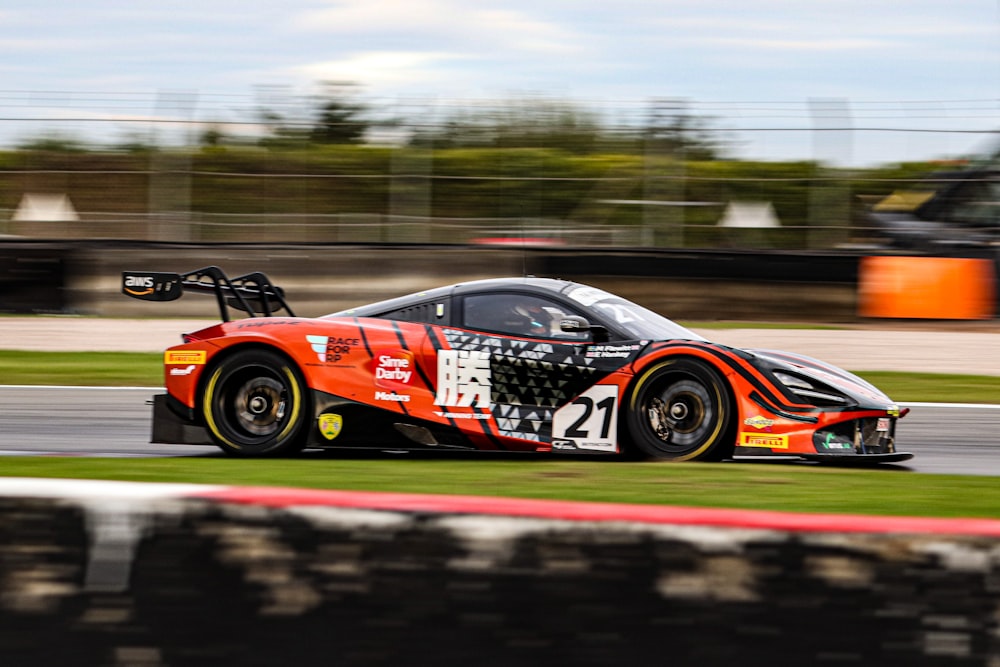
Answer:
121 266 295 322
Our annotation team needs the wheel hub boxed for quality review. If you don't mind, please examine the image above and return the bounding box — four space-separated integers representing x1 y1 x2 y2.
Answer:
248 395 269 415
234 378 286 436
669 402 689 420
647 380 711 444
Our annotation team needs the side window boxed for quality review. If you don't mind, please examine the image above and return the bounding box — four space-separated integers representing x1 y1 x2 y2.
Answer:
381 301 448 324
462 294 589 340
950 178 1000 225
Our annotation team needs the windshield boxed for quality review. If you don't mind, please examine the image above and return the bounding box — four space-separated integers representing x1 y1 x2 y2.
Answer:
565 286 706 341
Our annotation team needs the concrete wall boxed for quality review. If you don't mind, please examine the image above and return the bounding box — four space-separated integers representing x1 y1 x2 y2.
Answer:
2 481 999 666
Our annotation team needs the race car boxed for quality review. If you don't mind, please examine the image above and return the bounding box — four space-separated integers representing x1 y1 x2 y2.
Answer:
122 266 912 463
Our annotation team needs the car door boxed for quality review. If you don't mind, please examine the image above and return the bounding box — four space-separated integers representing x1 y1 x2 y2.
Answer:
440 291 635 452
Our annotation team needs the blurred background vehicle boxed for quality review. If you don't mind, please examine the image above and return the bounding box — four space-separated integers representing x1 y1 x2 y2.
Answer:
865 143 1000 250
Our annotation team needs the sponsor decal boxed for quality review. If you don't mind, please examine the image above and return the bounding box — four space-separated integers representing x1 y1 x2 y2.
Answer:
551 439 578 451
318 414 343 440
739 432 789 449
236 319 300 329
822 433 852 449
743 415 775 430
433 411 491 420
169 364 197 376
887 405 901 417
584 344 640 359
306 335 360 363
566 286 614 307
375 391 410 403
165 350 206 365
435 349 491 408
375 350 415 387
877 418 890 432
123 274 154 296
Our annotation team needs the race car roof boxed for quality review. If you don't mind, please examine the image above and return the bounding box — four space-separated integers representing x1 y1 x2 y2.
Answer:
327 276 579 319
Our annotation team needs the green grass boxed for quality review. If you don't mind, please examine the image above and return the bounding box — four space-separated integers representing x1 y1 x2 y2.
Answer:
0 350 162 386
1 456 999 519
2 350 999 404
2 350 999 521
855 371 1000 403
682 321 845 330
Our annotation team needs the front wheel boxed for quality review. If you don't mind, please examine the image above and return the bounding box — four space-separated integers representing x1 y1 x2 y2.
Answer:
626 358 734 461
201 348 309 457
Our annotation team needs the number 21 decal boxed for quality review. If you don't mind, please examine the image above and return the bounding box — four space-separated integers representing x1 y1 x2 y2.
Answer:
552 385 619 452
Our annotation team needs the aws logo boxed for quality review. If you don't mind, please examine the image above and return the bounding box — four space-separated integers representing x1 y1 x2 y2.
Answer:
123 275 154 296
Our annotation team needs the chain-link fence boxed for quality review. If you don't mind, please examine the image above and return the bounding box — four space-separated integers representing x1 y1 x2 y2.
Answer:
1 92 996 250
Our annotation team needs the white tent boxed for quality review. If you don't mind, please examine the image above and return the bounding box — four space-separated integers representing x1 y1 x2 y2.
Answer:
13 193 79 222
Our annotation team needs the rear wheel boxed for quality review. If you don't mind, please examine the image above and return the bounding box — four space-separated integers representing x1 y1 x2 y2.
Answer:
626 358 734 461
201 348 309 457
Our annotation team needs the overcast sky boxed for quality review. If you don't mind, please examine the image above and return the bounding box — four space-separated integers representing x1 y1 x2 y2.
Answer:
1 0 997 165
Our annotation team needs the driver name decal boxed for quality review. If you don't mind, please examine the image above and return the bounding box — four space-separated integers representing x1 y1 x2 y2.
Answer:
435 349 491 408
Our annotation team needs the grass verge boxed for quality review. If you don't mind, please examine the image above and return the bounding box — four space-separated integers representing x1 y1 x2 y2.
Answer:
0 351 162 386
1 456 999 519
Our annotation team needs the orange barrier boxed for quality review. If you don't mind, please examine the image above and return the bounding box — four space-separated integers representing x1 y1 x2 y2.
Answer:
858 256 997 319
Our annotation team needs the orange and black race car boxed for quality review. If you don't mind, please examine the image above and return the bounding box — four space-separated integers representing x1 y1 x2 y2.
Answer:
122 266 911 463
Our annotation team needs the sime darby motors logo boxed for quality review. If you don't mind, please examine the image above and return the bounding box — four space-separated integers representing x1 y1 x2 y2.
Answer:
374 350 415 387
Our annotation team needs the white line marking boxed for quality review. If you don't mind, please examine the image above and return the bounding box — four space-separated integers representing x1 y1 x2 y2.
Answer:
0 477 224 499
0 385 163 391
901 402 1000 409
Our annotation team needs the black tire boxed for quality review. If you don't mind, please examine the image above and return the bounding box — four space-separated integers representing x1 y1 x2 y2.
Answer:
201 348 309 457
626 358 734 461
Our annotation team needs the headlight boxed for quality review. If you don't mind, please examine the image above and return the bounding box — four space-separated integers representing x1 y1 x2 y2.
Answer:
773 371 848 405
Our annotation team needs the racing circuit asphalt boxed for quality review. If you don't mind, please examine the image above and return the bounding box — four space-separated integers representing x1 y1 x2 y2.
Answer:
1 386 998 475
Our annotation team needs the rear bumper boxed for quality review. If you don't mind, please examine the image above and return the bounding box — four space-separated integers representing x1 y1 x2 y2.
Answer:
151 393 212 445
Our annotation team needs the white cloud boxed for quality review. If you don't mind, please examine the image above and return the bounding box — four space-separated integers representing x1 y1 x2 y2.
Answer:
0 0 995 162
704 37 892 52
293 50 467 87
289 0 582 55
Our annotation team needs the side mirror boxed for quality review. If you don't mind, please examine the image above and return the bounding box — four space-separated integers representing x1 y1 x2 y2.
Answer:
560 316 609 343
559 316 590 333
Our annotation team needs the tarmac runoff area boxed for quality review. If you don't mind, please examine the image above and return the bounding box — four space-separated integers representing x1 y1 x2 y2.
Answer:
1 316 999 377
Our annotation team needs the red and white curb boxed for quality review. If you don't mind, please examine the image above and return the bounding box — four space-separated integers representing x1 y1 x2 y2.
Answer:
4 476 1000 538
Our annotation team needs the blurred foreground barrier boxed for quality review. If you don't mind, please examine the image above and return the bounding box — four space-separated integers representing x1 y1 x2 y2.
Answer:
859 256 997 319
2 479 1000 666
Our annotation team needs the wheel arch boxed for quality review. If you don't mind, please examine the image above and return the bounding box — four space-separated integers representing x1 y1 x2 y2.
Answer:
621 351 740 460
196 342 315 457
196 341 309 419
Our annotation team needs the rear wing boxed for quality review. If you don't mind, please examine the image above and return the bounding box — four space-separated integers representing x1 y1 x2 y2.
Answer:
121 266 295 322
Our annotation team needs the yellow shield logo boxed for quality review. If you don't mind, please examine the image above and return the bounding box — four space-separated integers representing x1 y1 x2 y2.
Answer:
318 414 343 441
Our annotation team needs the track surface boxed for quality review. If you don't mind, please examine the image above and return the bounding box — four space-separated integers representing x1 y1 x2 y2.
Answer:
1 386 998 475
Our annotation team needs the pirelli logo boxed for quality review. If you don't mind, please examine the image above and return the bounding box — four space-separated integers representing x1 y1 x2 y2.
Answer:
165 350 207 365
739 432 789 449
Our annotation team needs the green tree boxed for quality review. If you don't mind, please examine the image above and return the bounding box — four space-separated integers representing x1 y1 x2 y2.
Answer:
309 82 371 144
409 97 607 153
643 98 724 160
